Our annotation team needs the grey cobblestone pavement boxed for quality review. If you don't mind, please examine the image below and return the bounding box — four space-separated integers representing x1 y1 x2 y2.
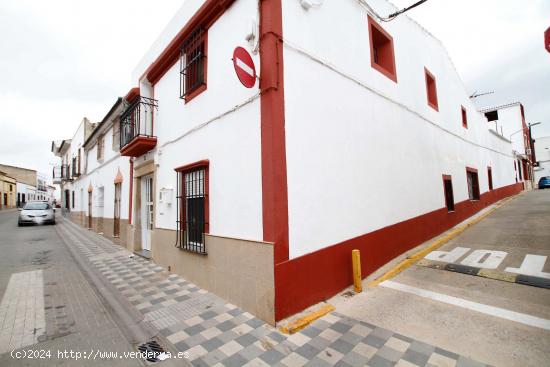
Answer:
53 217 492 367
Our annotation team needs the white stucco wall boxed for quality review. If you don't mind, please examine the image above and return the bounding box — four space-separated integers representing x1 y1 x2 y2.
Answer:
281 0 517 258
485 105 527 156
133 0 264 241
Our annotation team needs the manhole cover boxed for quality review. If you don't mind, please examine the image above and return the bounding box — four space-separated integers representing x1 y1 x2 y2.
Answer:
137 340 166 362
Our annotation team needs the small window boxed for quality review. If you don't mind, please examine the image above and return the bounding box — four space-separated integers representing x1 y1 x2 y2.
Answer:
485 110 498 122
461 106 468 128
180 28 207 101
442 175 454 212
72 191 75 208
97 135 104 161
487 167 493 190
466 168 480 200
112 118 120 151
424 68 438 111
175 161 209 254
368 16 397 82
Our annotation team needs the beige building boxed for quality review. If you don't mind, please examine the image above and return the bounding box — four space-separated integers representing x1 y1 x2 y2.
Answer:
0 171 17 209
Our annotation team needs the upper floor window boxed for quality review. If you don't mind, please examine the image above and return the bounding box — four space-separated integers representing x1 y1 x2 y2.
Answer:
112 119 120 152
461 106 468 129
424 68 438 111
180 27 207 102
97 135 104 162
368 16 397 82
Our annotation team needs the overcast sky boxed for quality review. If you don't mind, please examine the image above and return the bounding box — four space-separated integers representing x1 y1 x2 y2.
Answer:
0 0 549 185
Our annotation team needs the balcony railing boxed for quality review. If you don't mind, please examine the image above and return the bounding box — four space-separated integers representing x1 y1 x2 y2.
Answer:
120 96 158 157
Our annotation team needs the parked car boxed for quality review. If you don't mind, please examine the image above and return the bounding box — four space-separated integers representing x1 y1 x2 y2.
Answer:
18 202 56 226
538 176 550 189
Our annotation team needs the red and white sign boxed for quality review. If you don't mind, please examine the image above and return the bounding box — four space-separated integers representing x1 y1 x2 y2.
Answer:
545 27 550 53
233 47 256 88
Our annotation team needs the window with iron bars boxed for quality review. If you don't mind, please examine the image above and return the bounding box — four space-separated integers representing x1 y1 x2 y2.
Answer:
179 27 206 100
175 163 209 254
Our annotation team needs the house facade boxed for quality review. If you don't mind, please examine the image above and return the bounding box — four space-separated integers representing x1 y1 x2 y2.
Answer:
0 171 16 209
534 136 550 182
481 102 535 189
53 0 526 324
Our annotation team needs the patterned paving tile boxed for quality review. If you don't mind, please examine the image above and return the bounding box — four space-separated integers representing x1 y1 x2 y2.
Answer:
57 218 491 367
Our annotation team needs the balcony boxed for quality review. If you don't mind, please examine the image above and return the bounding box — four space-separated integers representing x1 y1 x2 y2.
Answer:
120 96 158 157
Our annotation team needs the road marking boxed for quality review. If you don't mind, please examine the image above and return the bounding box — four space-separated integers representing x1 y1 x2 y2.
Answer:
505 255 550 280
460 249 507 269
380 280 550 331
0 270 46 353
425 247 470 263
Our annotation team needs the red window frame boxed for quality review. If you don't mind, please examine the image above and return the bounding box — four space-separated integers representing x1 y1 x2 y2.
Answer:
442 174 455 212
424 67 438 111
368 16 397 82
466 167 480 200
461 106 468 129
174 160 210 254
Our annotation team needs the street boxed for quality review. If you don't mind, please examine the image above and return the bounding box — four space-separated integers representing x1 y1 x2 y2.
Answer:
0 190 548 366
333 190 550 367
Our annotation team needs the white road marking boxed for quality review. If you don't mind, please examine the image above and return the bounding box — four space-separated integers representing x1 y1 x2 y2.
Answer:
0 270 46 353
236 58 255 77
380 280 550 331
505 255 550 279
425 247 470 263
460 249 507 269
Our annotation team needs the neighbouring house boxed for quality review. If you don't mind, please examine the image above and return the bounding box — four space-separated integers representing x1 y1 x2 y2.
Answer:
0 171 17 209
480 102 536 189
52 0 526 324
51 101 131 247
534 136 550 183
0 164 50 207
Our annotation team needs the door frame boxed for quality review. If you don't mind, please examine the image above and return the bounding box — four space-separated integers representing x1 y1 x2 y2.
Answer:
140 175 153 251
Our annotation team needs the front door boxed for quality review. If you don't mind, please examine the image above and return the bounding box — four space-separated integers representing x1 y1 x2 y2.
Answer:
141 176 153 251
88 191 92 229
114 183 121 237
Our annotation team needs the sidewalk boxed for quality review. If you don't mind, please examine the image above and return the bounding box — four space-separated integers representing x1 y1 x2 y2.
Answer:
57 218 490 367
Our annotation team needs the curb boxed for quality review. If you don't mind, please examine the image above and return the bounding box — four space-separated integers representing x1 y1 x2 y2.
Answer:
279 304 335 334
368 193 522 287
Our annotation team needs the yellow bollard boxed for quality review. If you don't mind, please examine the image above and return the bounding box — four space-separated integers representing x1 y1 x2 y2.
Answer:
352 249 362 293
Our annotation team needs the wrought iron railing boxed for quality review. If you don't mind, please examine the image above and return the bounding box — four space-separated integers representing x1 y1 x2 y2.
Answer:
120 96 158 149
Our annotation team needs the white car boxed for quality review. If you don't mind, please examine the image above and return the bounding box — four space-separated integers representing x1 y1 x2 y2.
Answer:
18 202 56 226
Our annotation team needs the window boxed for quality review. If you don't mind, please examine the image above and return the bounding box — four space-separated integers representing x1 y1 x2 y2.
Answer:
112 118 120 151
424 68 438 111
175 160 209 254
97 135 104 161
368 16 397 82
442 175 454 212
466 168 480 200
72 191 75 208
180 27 207 102
461 106 468 128
487 167 493 190
485 110 498 122
518 160 523 180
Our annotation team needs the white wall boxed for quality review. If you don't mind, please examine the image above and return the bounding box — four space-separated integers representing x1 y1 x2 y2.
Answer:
486 105 527 155
135 0 264 241
281 0 517 258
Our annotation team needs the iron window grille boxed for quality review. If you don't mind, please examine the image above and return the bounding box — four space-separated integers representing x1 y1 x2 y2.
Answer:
119 96 158 149
175 165 208 254
179 27 206 99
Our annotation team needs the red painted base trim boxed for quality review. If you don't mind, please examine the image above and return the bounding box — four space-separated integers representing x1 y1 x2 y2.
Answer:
274 182 524 321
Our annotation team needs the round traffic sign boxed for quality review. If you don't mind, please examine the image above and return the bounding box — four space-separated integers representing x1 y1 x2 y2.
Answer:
233 47 256 88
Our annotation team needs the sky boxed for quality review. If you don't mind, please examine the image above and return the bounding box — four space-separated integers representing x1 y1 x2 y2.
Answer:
0 0 549 185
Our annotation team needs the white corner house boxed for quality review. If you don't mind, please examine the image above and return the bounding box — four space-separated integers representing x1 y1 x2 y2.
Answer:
53 0 528 323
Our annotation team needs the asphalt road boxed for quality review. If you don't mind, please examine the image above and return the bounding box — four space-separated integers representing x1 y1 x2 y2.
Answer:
0 210 143 366
332 190 550 367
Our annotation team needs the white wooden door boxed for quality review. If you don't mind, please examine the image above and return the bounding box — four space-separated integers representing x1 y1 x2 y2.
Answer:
141 176 153 251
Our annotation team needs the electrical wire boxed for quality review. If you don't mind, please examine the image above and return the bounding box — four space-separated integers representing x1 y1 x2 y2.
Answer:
357 0 429 22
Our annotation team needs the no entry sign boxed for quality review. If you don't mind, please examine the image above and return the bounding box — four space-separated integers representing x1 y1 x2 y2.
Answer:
233 47 256 88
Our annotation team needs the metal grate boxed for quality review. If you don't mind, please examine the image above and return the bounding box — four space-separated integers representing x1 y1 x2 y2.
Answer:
175 167 208 254
119 96 158 149
179 27 206 99
137 340 165 363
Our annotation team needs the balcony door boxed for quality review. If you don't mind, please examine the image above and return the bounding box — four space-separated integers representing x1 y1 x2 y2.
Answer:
140 176 153 251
